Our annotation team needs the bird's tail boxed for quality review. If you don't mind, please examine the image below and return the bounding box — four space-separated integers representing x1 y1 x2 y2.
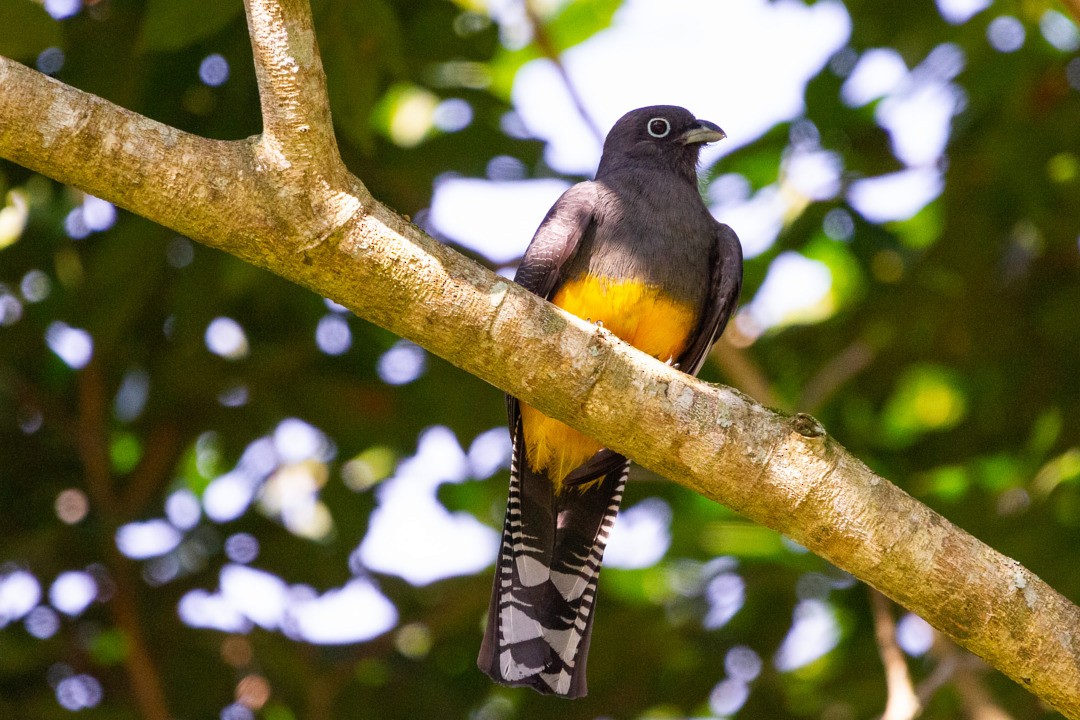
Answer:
477 424 628 698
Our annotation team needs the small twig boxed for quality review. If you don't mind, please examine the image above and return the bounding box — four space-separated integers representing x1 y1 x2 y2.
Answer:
915 634 960 705
76 363 172 720
953 656 1015 720
121 422 184 516
1062 0 1080 28
522 0 605 145
710 336 783 409
799 339 876 412
76 363 119 518
870 588 922 720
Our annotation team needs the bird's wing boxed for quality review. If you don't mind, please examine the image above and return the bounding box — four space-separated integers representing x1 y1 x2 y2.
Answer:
513 181 598 298
505 180 629 485
505 181 599 426
678 222 744 376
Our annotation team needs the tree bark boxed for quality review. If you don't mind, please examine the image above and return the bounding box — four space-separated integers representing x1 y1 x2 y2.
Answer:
2 0 1080 715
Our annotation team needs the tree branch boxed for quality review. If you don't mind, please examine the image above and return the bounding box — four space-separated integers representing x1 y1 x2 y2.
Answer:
523 0 605 145
870 589 921 720
3 1 1080 714
75 364 172 720
1061 0 1080 27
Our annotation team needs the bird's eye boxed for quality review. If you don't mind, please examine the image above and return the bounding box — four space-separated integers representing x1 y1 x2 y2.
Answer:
646 117 671 138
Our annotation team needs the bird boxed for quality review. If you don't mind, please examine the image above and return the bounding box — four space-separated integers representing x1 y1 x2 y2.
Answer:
477 105 743 698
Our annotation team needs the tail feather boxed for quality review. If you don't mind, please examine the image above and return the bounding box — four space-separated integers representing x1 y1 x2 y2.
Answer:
478 423 628 698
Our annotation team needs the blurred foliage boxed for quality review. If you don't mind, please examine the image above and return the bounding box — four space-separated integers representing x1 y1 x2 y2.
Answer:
2 0 1080 718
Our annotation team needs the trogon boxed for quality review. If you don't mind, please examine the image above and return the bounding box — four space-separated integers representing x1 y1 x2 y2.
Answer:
478 105 744 697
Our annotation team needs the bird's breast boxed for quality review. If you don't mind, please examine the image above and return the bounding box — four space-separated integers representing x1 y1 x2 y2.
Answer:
552 274 699 361
520 273 700 490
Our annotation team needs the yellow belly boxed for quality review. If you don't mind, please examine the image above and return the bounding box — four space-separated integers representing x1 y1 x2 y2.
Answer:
521 275 699 491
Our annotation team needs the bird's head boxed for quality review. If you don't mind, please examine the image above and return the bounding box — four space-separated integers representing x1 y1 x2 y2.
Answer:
596 105 726 182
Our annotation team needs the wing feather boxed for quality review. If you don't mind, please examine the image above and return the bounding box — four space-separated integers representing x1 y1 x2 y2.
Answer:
678 222 743 376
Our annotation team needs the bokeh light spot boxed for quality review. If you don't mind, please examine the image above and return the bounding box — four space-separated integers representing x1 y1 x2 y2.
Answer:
467 427 512 480
55 488 89 524
341 446 397 492
823 208 854 241
36 47 65 75
605 497 672 569
167 237 195 268
315 314 351 355
323 297 348 313
44 0 81 20
221 635 253 667
56 674 103 710
936 0 990 24
709 678 750 716
63 207 90 239
225 533 260 564
273 418 327 463
46 322 94 369
218 383 250 407
377 340 427 385
1041 10 1080 52
987 15 1025 53
221 703 254 720
0 189 29 250
116 520 182 559
200 54 231 87
166 489 202 529
841 48 907 107
1068 58 1080 91
486 155 526 181
897 613 935 656
205 317 249 359
114 368 150 423
285 578 398 644
178 589 251 633
49 571 96 616
20 269 52 302
774 600 841 671
0 289 22 326
433 98 473 132
18 404 44 434
25 606 61 639
394 622 433 658
704 572 745 629
0 570 42 624
235 674 271 709
82 196 116 232
726 645 763 681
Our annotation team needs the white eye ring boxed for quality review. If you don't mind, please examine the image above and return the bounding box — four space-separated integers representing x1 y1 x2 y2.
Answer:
646 117 671 138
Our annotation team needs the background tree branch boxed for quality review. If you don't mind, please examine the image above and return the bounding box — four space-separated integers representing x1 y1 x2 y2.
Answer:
2 0 1079 716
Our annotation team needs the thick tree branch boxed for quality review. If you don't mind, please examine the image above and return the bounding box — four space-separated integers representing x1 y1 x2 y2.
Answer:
3 1 1080 715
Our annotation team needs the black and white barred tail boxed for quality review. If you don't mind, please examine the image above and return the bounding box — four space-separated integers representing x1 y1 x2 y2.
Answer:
477 423 628 698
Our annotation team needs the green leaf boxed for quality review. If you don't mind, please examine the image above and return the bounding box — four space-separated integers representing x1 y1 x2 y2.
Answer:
138 0 244 52
0 0 61 60
700 521 786 559
489 0 619 99
880 365 968 448
545 0 622 51
88 627 129 665
110 431 143 474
